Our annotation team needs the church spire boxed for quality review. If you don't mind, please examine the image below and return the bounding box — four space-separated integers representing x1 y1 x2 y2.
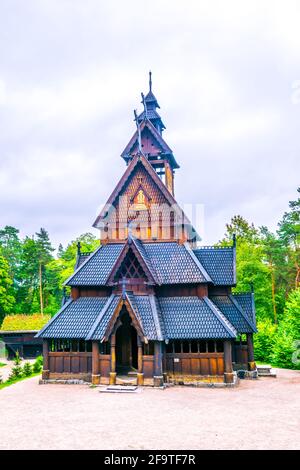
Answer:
138 72 165 133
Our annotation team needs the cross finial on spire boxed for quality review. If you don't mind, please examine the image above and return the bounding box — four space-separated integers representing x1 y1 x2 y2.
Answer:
149 70 152 92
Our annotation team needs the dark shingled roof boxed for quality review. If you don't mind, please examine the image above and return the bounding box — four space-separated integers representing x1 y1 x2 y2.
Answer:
65 240 211 287
75 253 92 269
86 295 121 340
232 292 257 329
158 296 237 339
143 242 210 284
87 293 164 341
36 297 110 339
193 247 236 286
132 294 164 340
210 295 256 334
37 293 244 341
65 244 124 286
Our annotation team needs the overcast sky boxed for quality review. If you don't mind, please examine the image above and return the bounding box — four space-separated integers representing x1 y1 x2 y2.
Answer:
0 0 299 250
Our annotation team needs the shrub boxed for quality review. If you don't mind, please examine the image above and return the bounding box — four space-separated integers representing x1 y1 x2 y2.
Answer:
23 362 32 377
254 319 277 363
8 351 23 381
33 355 43 373
271 289 300 369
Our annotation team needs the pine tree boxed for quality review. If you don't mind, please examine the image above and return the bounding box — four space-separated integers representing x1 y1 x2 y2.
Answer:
9 351 23 380
35 228 55 315
23 362 32 377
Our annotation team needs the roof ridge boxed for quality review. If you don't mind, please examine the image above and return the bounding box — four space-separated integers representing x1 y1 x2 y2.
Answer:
35 298 73 338
149 294 163 341
131 237 159 283
229 293 257 332
85 294 117 341
194 246 234 250
184 242 212 283
203 297 237 338
125 293 145 338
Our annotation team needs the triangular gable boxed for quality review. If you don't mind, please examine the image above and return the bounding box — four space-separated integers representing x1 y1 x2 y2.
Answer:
102 294 146 342
121 119 173 159
107 237 158 285
93 154 192 229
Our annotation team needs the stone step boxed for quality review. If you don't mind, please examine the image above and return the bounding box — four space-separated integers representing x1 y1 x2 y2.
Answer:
99 385 138 393
116 374 137 386
257 365 277 377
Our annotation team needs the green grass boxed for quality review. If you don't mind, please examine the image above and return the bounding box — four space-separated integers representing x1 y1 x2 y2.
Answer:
0 372 41 390
0 362 6 367
1 314 50 331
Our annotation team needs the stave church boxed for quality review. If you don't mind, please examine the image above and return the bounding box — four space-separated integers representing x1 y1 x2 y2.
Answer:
37 74 257 387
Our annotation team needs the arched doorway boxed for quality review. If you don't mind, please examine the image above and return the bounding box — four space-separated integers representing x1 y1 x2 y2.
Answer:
116 307 138 373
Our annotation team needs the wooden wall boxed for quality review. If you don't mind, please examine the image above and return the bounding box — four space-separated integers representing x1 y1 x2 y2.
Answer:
49 352 92 374
165 352 224 376
142 355 154 378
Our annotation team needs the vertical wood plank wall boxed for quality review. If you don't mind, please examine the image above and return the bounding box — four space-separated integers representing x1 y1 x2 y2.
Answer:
165 352 225 376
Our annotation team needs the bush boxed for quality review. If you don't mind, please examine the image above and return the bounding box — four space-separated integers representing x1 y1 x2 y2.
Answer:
33 355 43 373
254 319 277 363
8 351 23 381
23 362 32 377
271 289 300 369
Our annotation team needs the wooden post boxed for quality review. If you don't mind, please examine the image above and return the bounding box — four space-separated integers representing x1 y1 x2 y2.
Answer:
153 341 164 387
109 333 117 385
223 340 234 384
137 337 144 386
42 339 50 380
247 333 256 371
92 341 100 385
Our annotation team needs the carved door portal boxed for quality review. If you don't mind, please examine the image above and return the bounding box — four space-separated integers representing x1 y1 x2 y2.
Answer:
116 309 138 372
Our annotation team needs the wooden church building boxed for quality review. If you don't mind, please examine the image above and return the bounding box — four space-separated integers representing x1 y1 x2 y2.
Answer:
37 74 257 386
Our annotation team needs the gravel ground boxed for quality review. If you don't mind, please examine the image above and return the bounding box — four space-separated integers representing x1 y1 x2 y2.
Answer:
0 368 299 450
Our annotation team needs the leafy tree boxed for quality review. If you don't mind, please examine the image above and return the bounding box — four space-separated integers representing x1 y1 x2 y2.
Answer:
0 226 22 280
278 188 300 289
254 319 277 362
272 288 300 369
0 252 15 326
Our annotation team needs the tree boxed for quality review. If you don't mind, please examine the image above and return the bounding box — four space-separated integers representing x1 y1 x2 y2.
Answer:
0 252 15 326
220 216 274 321
278 188 300 289
35 229 55 314
272 288 300 369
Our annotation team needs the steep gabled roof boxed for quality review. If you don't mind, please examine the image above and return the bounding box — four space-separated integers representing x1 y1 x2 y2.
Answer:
121 119 179 168
64 239 211 287
210 294 257 334
121 119 172 158
106 236 158 285
93 154 190 229
158 296 237 339
193 246 236 286
64 243 124 286
232 292 257 328
36 297 110 339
